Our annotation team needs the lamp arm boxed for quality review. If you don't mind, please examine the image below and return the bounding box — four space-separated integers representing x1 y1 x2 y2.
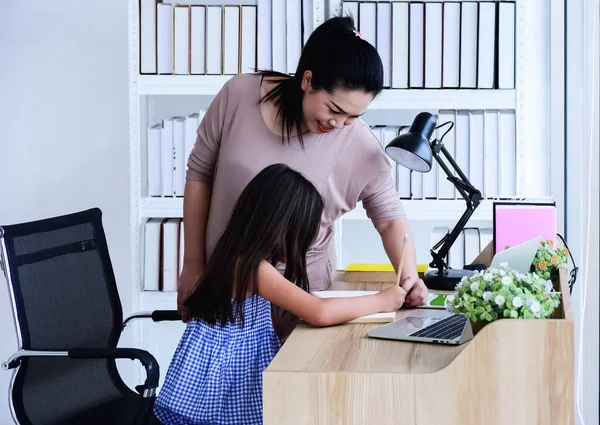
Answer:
428 139 483 272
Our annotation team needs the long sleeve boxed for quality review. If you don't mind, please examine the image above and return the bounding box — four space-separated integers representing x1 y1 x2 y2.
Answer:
357 129 407 226
186 80 230 185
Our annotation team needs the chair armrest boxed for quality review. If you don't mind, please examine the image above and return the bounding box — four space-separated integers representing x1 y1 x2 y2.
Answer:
123 310 181 328
3 347 159 396
68 347 159 395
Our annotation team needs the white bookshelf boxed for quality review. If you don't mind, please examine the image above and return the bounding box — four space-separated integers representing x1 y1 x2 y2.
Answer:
140 196 494 222
127 0 565 383
140 74 516 109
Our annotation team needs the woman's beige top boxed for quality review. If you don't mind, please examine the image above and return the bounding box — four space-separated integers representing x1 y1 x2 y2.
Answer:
186 73 406 291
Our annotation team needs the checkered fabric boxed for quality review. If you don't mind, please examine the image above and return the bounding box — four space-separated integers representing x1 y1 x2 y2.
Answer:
154 295 281 425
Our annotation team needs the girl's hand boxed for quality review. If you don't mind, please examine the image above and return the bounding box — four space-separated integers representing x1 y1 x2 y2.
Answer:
377 286 407 312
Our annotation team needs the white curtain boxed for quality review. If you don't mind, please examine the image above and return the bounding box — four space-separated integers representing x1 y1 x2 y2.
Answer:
573 1 600 424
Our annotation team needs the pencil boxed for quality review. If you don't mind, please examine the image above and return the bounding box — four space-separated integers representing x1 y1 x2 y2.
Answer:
395 234 409 287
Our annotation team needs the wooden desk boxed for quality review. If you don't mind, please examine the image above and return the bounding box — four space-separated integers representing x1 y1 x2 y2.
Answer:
263 270 574 425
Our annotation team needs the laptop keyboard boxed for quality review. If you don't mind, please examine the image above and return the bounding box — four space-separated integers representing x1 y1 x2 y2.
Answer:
408 314 468 340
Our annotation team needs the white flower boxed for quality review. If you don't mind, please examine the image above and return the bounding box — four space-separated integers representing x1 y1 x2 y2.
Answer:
502 276 513 286
512 296 523 308
530 301 541 313
483 291 493 301
500 262 508 267
554 300 560 308
499 269 506 276
495 295 505 306
484 273 494 282
470 281 479 292
545 281 553 292
526 297 535 307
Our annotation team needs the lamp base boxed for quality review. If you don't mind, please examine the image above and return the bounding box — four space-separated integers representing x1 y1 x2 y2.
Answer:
423 268 474 291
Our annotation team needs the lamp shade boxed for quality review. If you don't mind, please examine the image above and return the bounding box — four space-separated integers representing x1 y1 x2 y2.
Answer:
384 112 436 172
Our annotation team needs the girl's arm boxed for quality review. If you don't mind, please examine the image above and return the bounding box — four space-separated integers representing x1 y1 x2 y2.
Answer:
256 262 406 327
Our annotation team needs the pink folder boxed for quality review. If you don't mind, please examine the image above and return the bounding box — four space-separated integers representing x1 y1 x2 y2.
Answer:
494 203 556 253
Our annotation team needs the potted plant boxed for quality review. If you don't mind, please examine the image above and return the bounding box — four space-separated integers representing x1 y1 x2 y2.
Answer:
530 239 569 289
446 264 561 334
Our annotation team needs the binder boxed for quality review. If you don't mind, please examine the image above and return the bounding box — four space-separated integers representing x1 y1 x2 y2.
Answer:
140 0 157 74
240 6 257 73
223 6 241 75
459 2 478 88
442 2 460 88
377 2 392 88
359 2 377 48
143 219 162 291
497 1 516 89
157 3 173 74
424 2 442 88
190 6 206 75
409 2 425 88
272 0 286 72
174 6 190 75
205 6 223 75
257 0 272 69
391 2 409 89
286 0 302 74
477 1 496 88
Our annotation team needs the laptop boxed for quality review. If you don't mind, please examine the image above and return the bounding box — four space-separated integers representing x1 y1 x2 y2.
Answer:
367 310 473 345
367 236 544 345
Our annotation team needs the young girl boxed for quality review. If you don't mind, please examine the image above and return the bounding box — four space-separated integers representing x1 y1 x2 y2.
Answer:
154 164 407 425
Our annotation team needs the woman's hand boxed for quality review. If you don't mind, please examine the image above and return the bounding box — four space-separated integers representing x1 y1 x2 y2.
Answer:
177 267 202 323
377 285 407 312
400 276 429 307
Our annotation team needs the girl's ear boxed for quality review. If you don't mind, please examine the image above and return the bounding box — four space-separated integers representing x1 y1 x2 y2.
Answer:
301 70 313 92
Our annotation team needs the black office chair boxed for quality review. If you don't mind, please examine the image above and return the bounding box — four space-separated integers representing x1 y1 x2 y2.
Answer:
0 208 180 425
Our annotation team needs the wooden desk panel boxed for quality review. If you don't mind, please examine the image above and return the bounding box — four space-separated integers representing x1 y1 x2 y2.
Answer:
264 270 574 425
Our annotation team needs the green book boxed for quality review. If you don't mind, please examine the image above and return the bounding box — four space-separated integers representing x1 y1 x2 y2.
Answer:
421 293 453 309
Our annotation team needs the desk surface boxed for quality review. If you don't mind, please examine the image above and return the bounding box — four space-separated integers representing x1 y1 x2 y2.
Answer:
267 278 466 374
264 271 574 425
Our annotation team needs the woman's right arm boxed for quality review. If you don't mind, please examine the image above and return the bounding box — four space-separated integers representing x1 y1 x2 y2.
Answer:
178 181 211 322
178 78 230 322
256 262 406 326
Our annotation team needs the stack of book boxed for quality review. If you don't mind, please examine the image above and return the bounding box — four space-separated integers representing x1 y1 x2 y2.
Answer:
371 108 516 200
343 1 516 89
139 0 309 75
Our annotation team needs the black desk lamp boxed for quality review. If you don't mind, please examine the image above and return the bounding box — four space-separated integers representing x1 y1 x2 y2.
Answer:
385 112 483 291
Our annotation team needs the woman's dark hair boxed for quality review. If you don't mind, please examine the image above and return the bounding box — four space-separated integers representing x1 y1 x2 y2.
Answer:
184 163 325 330
259 16 384 147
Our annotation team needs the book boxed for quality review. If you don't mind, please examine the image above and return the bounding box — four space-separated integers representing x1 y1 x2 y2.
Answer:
421 293 451 309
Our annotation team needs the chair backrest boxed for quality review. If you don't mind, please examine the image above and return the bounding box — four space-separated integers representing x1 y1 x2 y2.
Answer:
1 208 133 425
1 207 122 351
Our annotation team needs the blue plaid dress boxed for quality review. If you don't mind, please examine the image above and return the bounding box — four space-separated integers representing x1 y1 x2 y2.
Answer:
154 295 281 425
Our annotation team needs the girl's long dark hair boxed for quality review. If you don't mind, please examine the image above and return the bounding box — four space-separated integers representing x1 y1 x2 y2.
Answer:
259 16 384 147
184 164 324 329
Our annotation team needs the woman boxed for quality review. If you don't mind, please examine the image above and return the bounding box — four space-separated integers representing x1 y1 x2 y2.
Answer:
178 16 428 338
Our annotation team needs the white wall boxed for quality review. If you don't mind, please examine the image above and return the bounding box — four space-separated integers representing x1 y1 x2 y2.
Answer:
0 2 129 423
